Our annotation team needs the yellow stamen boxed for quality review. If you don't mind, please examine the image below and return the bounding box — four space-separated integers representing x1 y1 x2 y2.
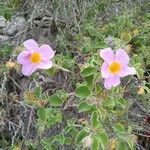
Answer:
108 62 121 74
29 52 41 64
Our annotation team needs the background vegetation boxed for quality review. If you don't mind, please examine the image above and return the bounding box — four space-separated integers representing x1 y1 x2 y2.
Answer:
0 0 150 150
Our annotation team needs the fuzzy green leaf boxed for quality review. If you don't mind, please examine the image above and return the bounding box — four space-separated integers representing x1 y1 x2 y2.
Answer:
85 75 94 88
117 141 128 150
91 137 99 150
78 102 92 112
65 137 72 145
59 133 65 145
75 130 88 145
121 32 132 43
75 85 91 98
97 132 108 150
116 98 127 108
113 123 125 133
34 86 42 98
48 94 63 106
80 66 96 77
127 140 134 150
37 108 47 121
91 111 99 128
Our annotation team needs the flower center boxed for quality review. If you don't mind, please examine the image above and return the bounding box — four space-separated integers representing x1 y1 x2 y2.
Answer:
108 62 121 74
29 52 41 64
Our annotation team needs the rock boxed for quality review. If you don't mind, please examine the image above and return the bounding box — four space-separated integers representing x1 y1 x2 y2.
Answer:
4 16 26 36
5 23 18 36
14 17 26 27
0 16 6 28
0 35 10 43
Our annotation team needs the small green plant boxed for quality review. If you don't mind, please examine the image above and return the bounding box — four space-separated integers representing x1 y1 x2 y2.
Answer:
0 0 21 20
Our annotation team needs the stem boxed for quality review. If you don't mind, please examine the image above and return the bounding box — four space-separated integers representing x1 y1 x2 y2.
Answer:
54 64 75 74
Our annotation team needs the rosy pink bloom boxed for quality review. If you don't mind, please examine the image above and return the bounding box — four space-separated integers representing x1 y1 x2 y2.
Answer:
100 48 136 89
17 39 55 76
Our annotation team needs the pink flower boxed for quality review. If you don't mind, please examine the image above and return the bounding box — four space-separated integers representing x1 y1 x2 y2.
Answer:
17 39 55 76
100 48 136 90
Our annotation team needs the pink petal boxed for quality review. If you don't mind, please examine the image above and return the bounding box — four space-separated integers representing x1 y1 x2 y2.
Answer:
104 75 120 90
37 61 53 69
23 39 38 51
100 47 115 64
22 63 37 76
101 62 111 78
118 66 136 77
115 49 129 66
17 50 31 64
38 44 55 61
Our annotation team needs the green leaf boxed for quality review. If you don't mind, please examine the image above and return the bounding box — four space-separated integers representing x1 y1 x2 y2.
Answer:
103 99 115 109
128 126 132 133
98 107 107 120
50 144 57 150
37 108 47 121
59 133 65 145
95 85 102 95
136 68 144 79
121 32 132 43
56 89 68 102
0 44 13 58
127 140 134 150
65 137 72 145
37 124 45 134
97 132 108 150
69 127 78 138
78 102 92 112
64 126 74 134
45 67 56 76
34 86 42 98
113 123 125 133
116 141 128 150
4 11 12 20
75 130 88 145
91 137 99 150
48 94 63 106
80 66 96 77
46 111 62 127
116 98 127 108
91 111 99 128
85 75 94 88
75 85 91 98
146 58 150 65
